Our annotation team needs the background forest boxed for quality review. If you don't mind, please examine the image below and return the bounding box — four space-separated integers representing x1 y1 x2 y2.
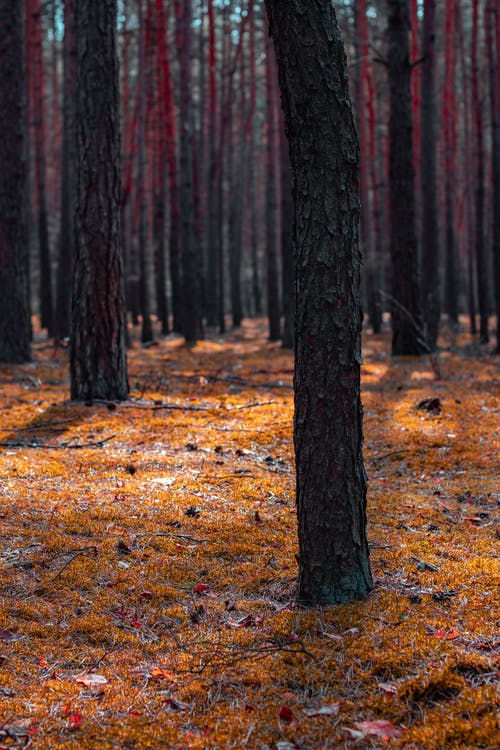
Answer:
18 0 500 349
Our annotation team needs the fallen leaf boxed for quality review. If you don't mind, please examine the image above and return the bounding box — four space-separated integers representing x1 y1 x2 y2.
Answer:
303 702 340 717
75 673 108 688
278 705 295 723
192 582 210 596
379 682 398 697
165 697 190 711
432 627 460 640
67 711 84 728
227 613 263 628
150 667 175 680
345 719 404 741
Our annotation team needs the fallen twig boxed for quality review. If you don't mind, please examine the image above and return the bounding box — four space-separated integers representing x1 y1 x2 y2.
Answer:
46 546 98 583
0 435 116 450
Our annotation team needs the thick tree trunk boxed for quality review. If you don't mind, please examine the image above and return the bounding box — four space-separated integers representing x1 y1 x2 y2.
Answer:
387 0 426 355
55 0 77 343
0 0 31 363
420 0 440 347
71 0 128 401
265 32 281 341
266 0 373 606
280 111 294 350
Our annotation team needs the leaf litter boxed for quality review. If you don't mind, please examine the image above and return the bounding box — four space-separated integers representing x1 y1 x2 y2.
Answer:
0 319 498 748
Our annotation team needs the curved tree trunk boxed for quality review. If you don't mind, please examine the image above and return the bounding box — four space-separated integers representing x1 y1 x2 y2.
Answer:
71 0 128 402
266 0 373 606
0 0 31 363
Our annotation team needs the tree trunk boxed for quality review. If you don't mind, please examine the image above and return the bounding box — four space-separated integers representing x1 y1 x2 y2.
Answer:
387 0 426 355
27 0 54 336
0 0 31 363
280 111 294 349
71 0 128 402
472 0 490 343
443 0 458 326
55 0 77 343
175 0 203 343
486 0 500 352
266 0 373 606
420 0 440 347
137 0 153 343
265 32 281 341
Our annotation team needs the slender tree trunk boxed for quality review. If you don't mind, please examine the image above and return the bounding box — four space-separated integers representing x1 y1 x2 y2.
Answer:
248 5 262 317
387 0 426 355
265 32 281 341
205 0 219 327
175 0 203 342
71 0 128 401
27 0 54 336
0 0 31 363
443 0 458 326
266 0 373 606
472 0 489 343
420 0 440 347
55 0 77 342
153 0 169 335
486 0 500 352
137 0 153 343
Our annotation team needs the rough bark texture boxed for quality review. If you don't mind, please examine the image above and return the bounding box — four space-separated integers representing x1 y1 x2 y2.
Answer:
266 0 373 606
265 32 281 342
55 0 77 342
280 111 294 350
71 0 128 401
486 0 500 352
0 0 31 363
175 0 203 343
27 0 54 336
420 0 440 347
472 0 489 343
388 0 426 355
443 0 458 326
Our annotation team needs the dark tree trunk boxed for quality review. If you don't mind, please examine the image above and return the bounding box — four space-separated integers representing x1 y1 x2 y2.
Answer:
205 0 219 327
387 0 426 355
229 44 245 329
0 0 31 363
266 0 373 606
175 0 203 343
153 0 169 336
486 0 500 352
472 0 489 343
280 112 294 349
420 0 440 347
443 0 458 326
137 0 153 344
55 0 77 343
28 0 54 336
265 32 281 341
248 6 262 317
71 0 128 401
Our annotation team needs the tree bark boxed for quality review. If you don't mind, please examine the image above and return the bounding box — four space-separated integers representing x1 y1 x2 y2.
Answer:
55 0 77 343
71 0 128 401
486 0 500 352
387 0 426 355
265 31 281 341
0 0 31 363
266 0 373 606
175 0 203 343
443 0 458 326
420 0 440 347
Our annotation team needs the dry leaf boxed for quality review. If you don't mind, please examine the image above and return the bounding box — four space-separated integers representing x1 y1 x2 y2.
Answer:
303 702 341 717
75 673 108 688
345 719 404 741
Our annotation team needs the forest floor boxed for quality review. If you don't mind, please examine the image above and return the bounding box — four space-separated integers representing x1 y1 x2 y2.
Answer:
0 318 498 750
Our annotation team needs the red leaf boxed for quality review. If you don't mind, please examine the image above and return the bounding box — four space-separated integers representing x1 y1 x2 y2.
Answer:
278 706 295 723
67 712 83 728
75 673 108 688
432 627 460 640
192 583 210 596
346 719 404 741
379 681 398 697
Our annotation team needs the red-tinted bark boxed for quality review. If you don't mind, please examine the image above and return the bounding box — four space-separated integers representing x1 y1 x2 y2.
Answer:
486 1 500 352
265 31 281 341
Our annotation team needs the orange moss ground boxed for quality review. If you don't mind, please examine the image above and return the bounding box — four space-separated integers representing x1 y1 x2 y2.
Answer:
0 319 498 749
